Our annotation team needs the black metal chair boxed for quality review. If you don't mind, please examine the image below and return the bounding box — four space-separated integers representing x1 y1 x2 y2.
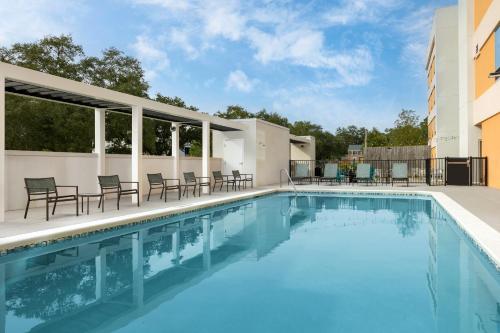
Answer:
183 172 211 197
147 173 181 202
212 171 236 192
24 177 79 221
232 170 253 189
98 175 140 210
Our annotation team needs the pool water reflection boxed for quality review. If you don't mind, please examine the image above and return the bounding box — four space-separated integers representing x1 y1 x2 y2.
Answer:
0 194 499 333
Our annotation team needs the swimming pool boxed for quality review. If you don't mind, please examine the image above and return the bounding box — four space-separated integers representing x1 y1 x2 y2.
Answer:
1 193 499 333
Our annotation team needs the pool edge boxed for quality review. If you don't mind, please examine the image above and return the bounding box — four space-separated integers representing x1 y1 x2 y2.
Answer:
1 187 499 269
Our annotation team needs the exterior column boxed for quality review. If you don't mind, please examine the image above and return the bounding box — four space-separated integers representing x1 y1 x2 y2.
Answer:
202 121 210 194
95 247 107 301
132 231 144 307
95 109 106 191
171 123 180 179
131 106 143 204
0 76 5 222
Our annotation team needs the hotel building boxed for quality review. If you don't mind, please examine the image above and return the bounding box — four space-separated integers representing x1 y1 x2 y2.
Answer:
427 0 500 187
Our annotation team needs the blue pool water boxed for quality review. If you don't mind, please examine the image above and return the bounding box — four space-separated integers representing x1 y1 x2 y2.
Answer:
1 193 499 333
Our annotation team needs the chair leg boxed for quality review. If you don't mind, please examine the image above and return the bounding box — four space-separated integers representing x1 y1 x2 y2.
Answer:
46 197 49 221
117 193 120 210
212 182 216 192
178 186 181 200
76 198 79 217
98 195 102 208
199 185 201 197
160 187 165 200
52 201 57 215
137 192 140 207
24 200 30 219
183 186 187 197
147 187 152 201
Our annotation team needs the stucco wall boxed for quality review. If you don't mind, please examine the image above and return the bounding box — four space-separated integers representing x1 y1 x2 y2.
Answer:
481 113 500 188
212 119 290 186
5 150 222 210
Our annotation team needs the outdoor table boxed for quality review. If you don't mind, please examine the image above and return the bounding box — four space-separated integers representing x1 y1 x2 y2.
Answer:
79 193 104 215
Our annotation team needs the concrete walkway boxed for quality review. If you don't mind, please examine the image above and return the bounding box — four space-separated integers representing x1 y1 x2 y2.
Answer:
1 184 500 246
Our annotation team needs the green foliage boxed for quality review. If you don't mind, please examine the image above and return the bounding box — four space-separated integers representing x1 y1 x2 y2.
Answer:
2 34 428 160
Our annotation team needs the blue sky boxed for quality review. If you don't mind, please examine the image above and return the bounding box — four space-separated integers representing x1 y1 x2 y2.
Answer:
0 0 455 131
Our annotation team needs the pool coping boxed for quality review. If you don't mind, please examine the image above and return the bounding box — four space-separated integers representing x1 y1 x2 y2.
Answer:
1 187 499 269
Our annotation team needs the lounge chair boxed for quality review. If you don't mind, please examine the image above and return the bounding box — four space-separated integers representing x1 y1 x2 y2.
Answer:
147 173 181 201
232 170 253 189
24 177 79 221
292 164 310 184
320 163 341 185
183 172 211 197
98 175 140 210
355 163 374 185
392 163 409 187
213 171 236 192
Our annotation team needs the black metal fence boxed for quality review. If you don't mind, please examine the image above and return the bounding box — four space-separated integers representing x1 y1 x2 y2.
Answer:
289 157 487 186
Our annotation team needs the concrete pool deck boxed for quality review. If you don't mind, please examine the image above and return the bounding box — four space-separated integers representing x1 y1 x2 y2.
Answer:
1 184 500 267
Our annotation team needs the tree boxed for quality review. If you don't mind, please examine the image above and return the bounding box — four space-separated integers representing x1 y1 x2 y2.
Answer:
255 109 290 128
214 105 253 119
386 110 427 146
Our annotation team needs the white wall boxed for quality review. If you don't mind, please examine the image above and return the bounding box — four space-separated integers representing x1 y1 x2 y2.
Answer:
255 120 290 186
5 150 221 211
290 136 316 160
213 119 290 186
434 6 461 157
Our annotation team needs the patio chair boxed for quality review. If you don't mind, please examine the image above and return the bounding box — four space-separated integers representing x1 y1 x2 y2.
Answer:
147 173 181 202
213 171 236 192
320 163 341 185
98 175 140 210
183 172 211 197
292 164 310 184
232 170 253 189
24 177 79 221
355 163 374 185
392 163 409 187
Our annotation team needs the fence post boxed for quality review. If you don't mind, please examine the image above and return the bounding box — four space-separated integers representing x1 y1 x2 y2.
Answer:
444 157 448 186
468 156 472 186
425 159 431 185
484 157 488 186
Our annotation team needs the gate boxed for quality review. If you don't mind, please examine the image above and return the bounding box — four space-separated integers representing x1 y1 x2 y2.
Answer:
446 157 470 185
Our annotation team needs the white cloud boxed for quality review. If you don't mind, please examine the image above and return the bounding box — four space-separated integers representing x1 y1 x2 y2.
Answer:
130 0 193 11
324 0 401 26
169 28 200 58
397 6 434 74
130 0 379 87
131 35 170 80
226 70 256 92
200 0 246 41
0 0 83 46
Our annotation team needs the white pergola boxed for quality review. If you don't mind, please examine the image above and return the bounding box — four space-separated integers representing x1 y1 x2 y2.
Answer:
0 62 244 222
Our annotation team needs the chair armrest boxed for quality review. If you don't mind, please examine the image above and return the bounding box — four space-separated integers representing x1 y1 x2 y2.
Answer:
196 177 211 180
120 181 139 184
56 185 78 195
163 178 180 185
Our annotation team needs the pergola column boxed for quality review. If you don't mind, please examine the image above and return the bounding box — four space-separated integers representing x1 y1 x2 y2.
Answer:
131 106 143 204
0 75 5 223
171 122 180 179
95 108 106 190
202 120 210 194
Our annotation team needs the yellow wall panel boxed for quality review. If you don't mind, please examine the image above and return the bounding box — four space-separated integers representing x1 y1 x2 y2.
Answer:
475 32 496 98
482 113 500 188
474 0 493 30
